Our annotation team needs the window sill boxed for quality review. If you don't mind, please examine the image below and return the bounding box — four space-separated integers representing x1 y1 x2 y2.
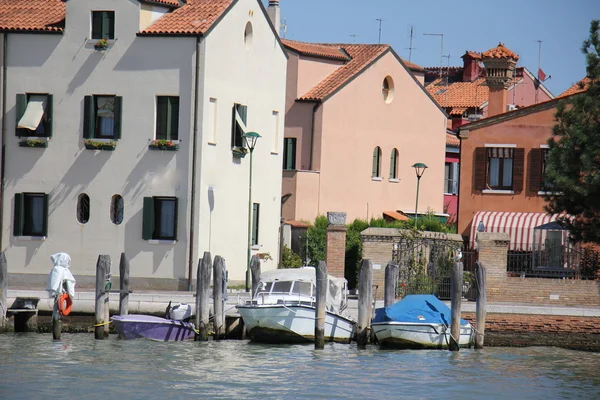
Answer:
388 178 400 183
19 138 49 148
482 189 515 195
207 141 217 146
444 192 458 196
538 191 561 196
251 245 261 250
372 177 383 182
271 151 279 155
17 236 46 241
149 140 179 151
87 38 116 51
84 139 117 151
147 239 177 245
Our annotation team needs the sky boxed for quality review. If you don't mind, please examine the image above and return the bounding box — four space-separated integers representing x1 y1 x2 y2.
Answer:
264 0 600 96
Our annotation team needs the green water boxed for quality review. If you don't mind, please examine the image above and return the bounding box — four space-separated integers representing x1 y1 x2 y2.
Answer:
1 334 599 399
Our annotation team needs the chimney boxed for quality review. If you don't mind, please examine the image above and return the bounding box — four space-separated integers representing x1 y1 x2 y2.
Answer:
461 51 481 82
267 0 280 36
482 43 519 117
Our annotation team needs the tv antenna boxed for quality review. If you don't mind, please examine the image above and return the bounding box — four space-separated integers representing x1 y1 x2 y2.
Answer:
349 34 360 44
406 25 416 62
281 18 287 39
376 18 383 44
424 33 444 78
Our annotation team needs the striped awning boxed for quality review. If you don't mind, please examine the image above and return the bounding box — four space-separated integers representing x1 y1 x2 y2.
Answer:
470 211 559 251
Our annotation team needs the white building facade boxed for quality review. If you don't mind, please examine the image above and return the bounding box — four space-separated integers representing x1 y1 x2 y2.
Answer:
0 0 287 289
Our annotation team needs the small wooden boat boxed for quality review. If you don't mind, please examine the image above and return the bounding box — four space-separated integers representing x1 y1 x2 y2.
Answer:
111 303 196 341
371 294 473 349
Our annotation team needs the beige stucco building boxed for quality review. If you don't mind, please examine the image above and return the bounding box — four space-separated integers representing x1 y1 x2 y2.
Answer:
0 0 287 289
280 39 447 223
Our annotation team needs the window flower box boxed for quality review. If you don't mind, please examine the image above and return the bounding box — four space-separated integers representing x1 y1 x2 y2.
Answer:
19 138 48 148
149 139 179 151
94 38 108 51
232 146 248 158
84 139 116 151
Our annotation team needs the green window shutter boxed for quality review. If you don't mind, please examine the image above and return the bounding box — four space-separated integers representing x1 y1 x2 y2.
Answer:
42 194 49 237
372 147 380 177
231 104 237 147
45 94 53 137
173 197 179 241
108 12 115 40
252 203 259 246
169 97 179 141
239 104 247 125
142 197 155 240
83 96 95 139
92 12 103 39
102 11 111 39
389 150 396 178
16 94 27 136
113 96 122 139
156 97 168 140
13 193 24 236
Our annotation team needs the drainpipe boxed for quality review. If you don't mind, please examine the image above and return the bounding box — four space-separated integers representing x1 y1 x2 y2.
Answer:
0 33 7 250
188 35 201 291
309 102 321 170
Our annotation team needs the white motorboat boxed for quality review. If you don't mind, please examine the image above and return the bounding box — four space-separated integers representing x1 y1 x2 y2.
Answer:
371 294 474 349
236 267 355 343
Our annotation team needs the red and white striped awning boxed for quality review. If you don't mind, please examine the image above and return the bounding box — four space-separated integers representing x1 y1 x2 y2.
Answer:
470 211 558 251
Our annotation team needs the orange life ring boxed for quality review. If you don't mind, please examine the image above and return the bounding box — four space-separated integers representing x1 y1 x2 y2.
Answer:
58 293 72 316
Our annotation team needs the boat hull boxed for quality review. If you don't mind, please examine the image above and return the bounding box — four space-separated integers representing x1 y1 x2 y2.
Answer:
236 304 355 344
372 322 473 349
111 315 196 341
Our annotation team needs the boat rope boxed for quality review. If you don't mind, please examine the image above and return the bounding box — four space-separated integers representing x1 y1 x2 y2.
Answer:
471 326 485 336
93 321 112 327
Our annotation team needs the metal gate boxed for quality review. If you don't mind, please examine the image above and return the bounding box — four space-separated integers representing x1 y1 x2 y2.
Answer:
392 233 462 300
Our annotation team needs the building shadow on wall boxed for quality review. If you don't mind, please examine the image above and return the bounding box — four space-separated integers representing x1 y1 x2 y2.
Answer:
67 50 106 95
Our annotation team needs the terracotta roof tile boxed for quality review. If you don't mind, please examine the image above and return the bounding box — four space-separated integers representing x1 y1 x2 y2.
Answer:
482 43 519 61
140 0 231 35
559 77 590 97
141 0 180 7
462 51 482 60
0 0 65 33
282 39 350 60
446 132 459 147
426 77 489 108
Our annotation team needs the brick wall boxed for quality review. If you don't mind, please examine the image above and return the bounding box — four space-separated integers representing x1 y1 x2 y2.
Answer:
463 313 600 334
326 227 347 278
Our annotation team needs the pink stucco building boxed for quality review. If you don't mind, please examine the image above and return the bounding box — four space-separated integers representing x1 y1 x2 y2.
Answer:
280 40 448 223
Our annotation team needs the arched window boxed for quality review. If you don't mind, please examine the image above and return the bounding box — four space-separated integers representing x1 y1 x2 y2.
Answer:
372 146 382 177
382 76 395 103
110 194 124 225
390 148 399 179
77 193 90 224
244 22 253 49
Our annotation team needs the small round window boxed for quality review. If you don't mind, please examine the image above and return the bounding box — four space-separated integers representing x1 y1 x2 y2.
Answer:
382 76 395 103
110 194 124 225
244 22 253 49
77 193 90 224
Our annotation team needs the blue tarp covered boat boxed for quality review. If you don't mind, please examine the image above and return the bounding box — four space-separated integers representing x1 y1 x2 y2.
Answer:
371 294 473 349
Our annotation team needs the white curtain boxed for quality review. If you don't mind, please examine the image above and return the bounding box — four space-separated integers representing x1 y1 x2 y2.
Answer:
97 97 115 137
159 201 175 238
488 158 500 187
18 95 47 131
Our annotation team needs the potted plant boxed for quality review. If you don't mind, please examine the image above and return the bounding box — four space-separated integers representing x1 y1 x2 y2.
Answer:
83 139 116 151
232 146 248 158
19 138 48 148
94 38 108 50
149 139 179 151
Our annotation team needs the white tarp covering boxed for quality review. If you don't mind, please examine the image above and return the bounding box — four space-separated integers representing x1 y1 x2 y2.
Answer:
45 253 76 298
17 95 47 131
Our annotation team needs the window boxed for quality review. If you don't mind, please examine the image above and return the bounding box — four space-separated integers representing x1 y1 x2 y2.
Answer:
14 193 48 237
382 76 395 103
272 111 280 153
92 11 115 40
156 96 179 141
77 194 90 224
208 98 217 143
444 162 459 194
283 138 296 170
389 148 399 179
291 281 312 296
474 147 524 192
15 94 53 137
143 197 178 241
530 148 553 192
110 194 124 225
372 146 382 177
244 22 253 49
271 281 292 294
252 203 260 246
231 103 247 148
83 95 122 139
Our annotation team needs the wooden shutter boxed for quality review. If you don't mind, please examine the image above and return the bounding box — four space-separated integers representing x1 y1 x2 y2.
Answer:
252 203 260 246
169 97 179 141
13 193 24 236
16 94 27 136
42 194 49 237
92 12 103 39
102 11 112 39
389 150 397 179
156 97 168 140
142 197 155 240
529 149 543 192
113 96 122 139
172 197 179 241
83 96 95 139
45 94 53 137
474 147 487 190
231 105 237 147
372 148 379 177
512 148 525 192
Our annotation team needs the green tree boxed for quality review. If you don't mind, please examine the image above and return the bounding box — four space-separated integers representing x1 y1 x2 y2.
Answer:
280 245 303 269
545 20 600 243
306 215 328 265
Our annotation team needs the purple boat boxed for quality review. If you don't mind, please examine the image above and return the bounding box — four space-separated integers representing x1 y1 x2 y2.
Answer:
111 315 196 341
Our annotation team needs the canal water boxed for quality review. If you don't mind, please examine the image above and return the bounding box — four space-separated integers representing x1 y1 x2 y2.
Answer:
1 334 599 399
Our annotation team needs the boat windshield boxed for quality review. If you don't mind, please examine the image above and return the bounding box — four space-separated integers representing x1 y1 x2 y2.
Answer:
271 280 293 294
291 281 312 296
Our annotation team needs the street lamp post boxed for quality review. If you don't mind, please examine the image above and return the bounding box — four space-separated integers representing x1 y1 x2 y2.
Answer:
244 132 261 292
412 162 428 229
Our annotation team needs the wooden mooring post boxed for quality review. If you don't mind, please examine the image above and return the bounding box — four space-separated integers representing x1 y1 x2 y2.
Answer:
384 262 399 307
449 261 463 351
195 252 211 341
0 252 7 333
250 255 261 297
213 255 226 340
119 253 130 316
315 260 327 349
474 261 487 349
357 259 373 349
95 255 111 340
